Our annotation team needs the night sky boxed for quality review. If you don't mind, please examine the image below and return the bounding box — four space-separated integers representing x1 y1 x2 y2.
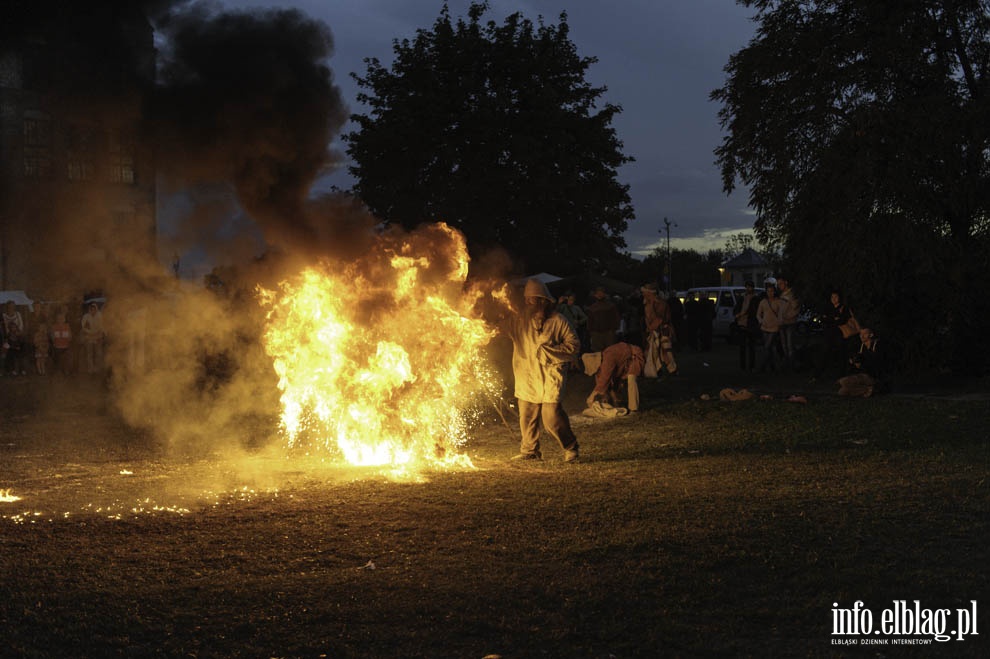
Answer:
221 0 760 258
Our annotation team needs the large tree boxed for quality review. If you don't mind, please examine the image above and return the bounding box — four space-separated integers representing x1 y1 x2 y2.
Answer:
713 0 990 372
345 1 634 275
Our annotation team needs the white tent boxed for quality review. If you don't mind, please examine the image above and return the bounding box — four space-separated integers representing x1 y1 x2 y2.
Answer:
0 290 34 311
510 272 563 288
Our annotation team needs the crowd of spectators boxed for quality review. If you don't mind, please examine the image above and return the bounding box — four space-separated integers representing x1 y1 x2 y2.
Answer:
731 278 889 396
1 299 106 378
562 277 890 405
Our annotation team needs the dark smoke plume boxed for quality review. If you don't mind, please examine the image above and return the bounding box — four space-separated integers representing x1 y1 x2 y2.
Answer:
3 0 363 454
149 1 350 253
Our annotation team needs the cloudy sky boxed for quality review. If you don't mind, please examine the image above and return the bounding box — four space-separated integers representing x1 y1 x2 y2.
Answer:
225 0 759 257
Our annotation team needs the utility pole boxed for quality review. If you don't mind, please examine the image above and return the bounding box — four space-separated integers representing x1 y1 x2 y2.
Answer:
662 217 676 295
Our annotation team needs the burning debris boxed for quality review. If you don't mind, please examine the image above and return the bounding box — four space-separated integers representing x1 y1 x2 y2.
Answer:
258 223 505 470
0 489 23 503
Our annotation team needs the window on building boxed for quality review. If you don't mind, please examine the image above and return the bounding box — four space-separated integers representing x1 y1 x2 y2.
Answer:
113 210 135 227
108 129 136 184
66 124 97 181
21 48 52 91
0 52 22 88
23 116 52 178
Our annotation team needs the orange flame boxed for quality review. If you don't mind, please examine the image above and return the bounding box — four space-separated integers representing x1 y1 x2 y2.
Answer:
258 223 500 471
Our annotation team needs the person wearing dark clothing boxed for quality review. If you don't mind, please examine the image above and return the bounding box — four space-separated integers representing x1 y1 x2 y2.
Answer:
557 291 589 351
733 281 760 371
586 287 621 352
697 294 715 351
619 294 644 349
811 290 856 382
837 327 889 397
683 293 700 351
668 294 685 348
2 301 26 376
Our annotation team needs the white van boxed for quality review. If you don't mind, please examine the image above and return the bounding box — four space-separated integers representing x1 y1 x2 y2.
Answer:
683 286 750 338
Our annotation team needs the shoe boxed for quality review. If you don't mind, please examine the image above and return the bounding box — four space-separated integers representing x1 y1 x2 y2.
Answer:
563 447 579 463
511 452 542 461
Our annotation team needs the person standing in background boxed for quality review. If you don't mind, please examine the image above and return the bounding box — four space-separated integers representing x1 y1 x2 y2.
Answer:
585 286 621 352
734 280 759 372
80 302 105 375
776 276 801 372
2 300 26 376
51 309 74 375
756 279 781 373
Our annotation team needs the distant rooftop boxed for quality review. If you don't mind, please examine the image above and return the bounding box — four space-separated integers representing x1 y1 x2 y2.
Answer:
723 247 767 268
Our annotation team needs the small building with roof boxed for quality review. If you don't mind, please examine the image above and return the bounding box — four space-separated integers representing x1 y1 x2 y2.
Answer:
720 248 771 287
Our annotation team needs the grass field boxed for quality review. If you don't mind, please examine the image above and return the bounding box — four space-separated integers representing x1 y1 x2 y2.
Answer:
1 343 987 658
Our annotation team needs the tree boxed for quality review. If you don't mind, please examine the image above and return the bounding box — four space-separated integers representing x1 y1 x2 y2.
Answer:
713 0 990 373
642 247 724 291
722 232 756 260
346 1 635 275
722 232 781 276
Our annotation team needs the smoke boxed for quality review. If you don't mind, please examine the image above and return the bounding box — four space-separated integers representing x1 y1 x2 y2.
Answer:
149 0 350 255
7 1 513 463
1 0 373 455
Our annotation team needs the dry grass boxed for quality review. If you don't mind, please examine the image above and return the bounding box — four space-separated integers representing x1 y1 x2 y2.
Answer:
1 370 987 658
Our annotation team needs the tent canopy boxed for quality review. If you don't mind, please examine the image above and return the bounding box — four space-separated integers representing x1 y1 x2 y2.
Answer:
0 290 34 311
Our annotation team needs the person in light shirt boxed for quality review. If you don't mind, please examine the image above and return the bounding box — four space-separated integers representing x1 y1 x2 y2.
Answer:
80 302 105 374
776 276 801 372
756 278 781 373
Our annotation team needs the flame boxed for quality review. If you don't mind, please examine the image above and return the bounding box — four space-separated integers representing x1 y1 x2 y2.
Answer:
259 223 501 471
1 488 22 503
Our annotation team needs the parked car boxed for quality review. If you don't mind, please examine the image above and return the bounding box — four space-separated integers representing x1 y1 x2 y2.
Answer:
795 306 823 335
683 286 750 339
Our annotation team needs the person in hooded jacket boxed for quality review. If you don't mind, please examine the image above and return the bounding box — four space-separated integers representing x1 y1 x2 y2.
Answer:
501 278 581 463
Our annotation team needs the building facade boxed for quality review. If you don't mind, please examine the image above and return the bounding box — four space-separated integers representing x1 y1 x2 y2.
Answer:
0 3 157 302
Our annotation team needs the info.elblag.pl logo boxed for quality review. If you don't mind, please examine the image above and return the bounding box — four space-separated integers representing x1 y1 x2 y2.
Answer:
831 600 979 646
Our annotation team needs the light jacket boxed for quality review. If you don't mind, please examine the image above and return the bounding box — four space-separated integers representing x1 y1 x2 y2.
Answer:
778 289 801 325
757 297 781 333
503 311 580 404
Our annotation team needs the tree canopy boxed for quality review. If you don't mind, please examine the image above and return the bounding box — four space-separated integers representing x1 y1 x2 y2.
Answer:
713 0 990 372
345 1 634 275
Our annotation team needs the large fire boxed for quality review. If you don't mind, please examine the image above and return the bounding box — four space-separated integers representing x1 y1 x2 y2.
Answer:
258 223 503 471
